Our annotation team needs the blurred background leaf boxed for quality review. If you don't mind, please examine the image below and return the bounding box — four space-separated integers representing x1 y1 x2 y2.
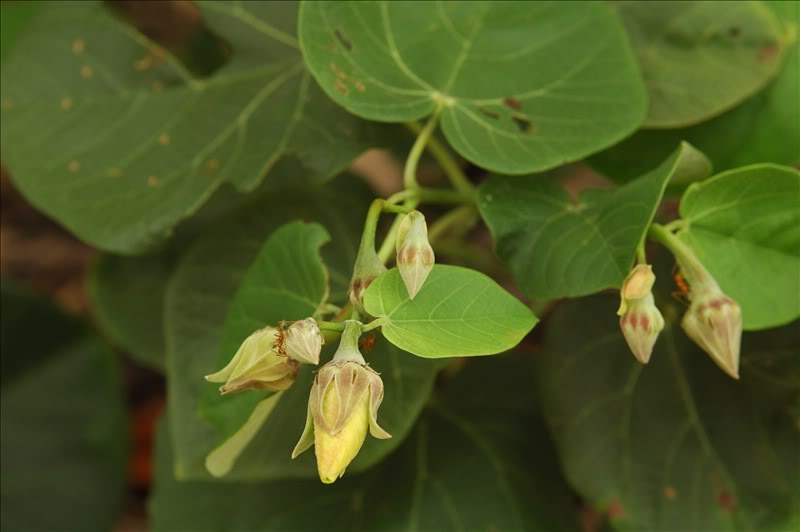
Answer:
151 353 580 532
0 280 128 531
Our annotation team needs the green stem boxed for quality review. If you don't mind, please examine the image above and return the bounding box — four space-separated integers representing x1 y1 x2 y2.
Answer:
648 223 713 288
361 318 386 332
406 121 476 198
427 205 478 242
316 320 346 332
635 240 647 264
332 320 365 363
404 108 442 190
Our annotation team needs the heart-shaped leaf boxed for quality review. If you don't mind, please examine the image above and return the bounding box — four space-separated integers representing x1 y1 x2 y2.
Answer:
617 0 786 128
299 1 646 174
0 1 382 253
678 164 800 329
590 1 799 182
479 142 710 299
536 290 800 531
363 265 537 358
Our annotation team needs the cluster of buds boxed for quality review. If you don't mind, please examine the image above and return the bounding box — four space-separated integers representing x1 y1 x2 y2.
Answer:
205 318 324 394
617 236 742 378
396 210 435 299
618 264 665 364
292 320 390 483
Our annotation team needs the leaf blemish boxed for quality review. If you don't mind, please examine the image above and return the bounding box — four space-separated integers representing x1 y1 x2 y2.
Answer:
511 113 535 134
159 132 170 146
67 160 80 173
503 96 522 110
71 39 85 55
663 486 677 499
335 78 350 96
147 175 160 187
60 97 73 111
757 43 780 62
717 490 736 512
334 29 353 51
479 107 501 120
80 65 94 79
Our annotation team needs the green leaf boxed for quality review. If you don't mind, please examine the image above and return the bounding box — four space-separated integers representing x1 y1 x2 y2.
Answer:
88 251 180 371
535 289 800 531
363 265 537 358
199 221 330 439
298 1 646 174
0 281 127 531
151 354 580 532
678 164 800 329
590 2 800 182
479 142 710 299
0 1 42 62
617 0 787 128
165 176 445 480
0 1 382 253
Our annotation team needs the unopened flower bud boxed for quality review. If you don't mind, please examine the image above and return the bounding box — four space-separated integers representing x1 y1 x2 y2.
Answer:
396 211 434 299
618 265 663 364
292 321 390 483
205 326 297 394
280 318 323 365
682 283 742 379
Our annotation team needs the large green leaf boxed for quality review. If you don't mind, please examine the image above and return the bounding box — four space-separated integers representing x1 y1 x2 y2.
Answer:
0 0 381 253
363 265 537 358
590 1 799 181
617 0 786 128
166 176 445 480
0 281 127 531
298 1 646 174
88 251 179 371
200 221 330 439
536 290 800 531
479 142 710 299
151 354 579 532
677 164 800 329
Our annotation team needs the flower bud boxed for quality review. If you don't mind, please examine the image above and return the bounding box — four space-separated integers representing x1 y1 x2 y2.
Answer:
396 211 434 299
292 321 390 483
619 293 665 364
682 284 742 379
280 318 323 365
205 326 297 394
618 265 663 364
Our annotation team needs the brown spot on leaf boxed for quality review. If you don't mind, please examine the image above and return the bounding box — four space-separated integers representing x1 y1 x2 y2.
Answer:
147 175 160 187
67 160 80 173
134 56 153 72
334 29 352 51
607 500 624 520
757 43 780 63
158 132 170 146
150 80 163 92
0 98 13 111
80 65 94 79
479 107 500 120
335 78 349 96
511 113 535 134
109 167 122 177
61 97 73 111
664 486 677 499
72 39 85 55
329 62 348 80
354 80 366 93
717 490 736 512
503 96 522 110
